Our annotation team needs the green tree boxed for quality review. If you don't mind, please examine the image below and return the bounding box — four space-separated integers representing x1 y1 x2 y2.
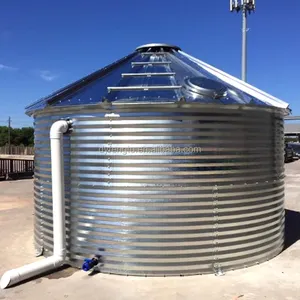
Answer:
0 126 34 147
0 126 9 146
20 127 34 146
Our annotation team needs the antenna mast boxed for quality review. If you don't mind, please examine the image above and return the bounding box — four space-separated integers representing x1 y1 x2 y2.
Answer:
230 0 256 82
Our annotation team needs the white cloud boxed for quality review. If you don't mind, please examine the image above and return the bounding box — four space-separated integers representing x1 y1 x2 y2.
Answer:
39 70 58 82
0 64 18 71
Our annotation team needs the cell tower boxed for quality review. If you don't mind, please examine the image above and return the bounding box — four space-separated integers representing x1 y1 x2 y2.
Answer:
230 0 256 82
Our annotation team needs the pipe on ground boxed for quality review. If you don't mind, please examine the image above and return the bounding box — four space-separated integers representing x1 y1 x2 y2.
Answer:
0 120 71 289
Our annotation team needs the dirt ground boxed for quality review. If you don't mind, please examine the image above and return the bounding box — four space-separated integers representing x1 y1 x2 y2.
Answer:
0 161 300 300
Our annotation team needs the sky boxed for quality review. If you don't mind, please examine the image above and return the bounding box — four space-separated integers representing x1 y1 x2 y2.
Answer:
0 0 299 128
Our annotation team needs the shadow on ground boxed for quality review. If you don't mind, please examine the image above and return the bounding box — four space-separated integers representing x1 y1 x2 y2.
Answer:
284 209 300 250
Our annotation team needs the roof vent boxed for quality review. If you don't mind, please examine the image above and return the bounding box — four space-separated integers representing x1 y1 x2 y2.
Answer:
136 43 181 52
183 77 227 99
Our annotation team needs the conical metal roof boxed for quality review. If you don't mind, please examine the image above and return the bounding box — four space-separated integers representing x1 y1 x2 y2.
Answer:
25 43 289 115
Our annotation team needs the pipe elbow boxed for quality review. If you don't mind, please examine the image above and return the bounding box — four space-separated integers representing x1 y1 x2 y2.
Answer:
50 120 71 139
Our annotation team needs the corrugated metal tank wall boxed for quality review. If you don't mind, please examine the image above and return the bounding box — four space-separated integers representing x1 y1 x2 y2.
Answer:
33 105 285 276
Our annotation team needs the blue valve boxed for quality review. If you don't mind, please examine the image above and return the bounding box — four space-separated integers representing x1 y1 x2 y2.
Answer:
82 257 99 272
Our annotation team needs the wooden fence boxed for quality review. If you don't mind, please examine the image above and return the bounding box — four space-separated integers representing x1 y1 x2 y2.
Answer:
0 155 34 179
0 146 34 155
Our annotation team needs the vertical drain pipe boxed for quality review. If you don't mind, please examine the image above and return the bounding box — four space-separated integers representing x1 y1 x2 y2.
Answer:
0 120 71 289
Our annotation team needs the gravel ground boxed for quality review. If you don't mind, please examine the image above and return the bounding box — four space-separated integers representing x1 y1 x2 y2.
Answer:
0 160 299 300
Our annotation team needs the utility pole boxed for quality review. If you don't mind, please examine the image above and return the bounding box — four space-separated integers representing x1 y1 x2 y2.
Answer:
8 116 11 155
230 0 256 82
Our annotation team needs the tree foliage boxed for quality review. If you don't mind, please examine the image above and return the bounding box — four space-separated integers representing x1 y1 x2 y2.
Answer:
0 126 34 146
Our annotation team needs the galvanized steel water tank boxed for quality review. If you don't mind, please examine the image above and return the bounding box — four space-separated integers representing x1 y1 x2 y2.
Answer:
26 43 288 276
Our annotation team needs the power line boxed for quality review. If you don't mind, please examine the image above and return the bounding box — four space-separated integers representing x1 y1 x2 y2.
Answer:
8 116 11 155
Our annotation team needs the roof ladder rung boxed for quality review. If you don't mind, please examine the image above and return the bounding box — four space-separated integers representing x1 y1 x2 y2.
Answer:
131 61 172 66
107 86 182 92
142 52 166 56
121 72 175 78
